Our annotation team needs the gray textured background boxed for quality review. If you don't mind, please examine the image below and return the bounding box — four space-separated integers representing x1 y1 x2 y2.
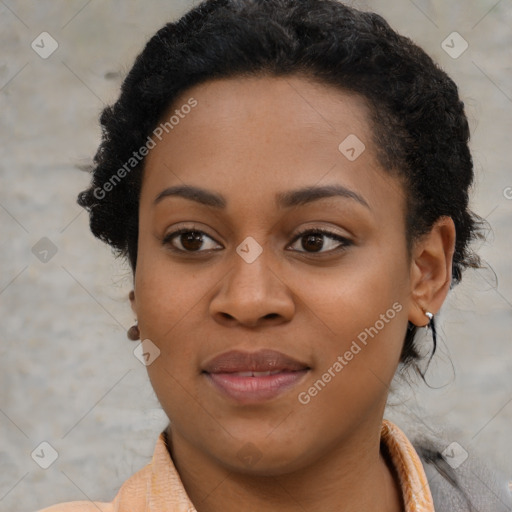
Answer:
1 1 511 510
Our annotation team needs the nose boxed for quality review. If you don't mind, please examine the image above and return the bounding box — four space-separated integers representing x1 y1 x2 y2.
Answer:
209 245 295 329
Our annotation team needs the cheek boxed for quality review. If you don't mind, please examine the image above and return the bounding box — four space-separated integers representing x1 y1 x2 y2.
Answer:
134 225 207 338
134 257 206 425
136 265 196 332
133 230 203 380
135 264 206 373
294 247 410 419
292 266 408 442
301 245 409 344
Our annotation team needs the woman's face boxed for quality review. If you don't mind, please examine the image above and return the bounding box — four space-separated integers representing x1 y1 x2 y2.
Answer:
132 75 417 474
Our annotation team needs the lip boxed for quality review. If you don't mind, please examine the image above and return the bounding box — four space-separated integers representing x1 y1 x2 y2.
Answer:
202 349 310 404
202 349 309 373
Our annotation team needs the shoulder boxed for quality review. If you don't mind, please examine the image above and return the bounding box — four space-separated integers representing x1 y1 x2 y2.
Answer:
35 431 189 512
36 461 153 512
407 425 512 512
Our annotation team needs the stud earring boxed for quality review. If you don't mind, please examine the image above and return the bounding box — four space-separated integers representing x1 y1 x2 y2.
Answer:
127 323 140 341
423 309 437 358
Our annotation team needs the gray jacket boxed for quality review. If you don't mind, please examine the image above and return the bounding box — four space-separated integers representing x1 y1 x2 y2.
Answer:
409 428 512 511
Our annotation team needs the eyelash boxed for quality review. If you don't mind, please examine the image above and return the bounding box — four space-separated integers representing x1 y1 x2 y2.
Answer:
161 226 352 255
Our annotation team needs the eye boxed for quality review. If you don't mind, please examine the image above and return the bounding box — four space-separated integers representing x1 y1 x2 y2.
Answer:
288 228 352 254
162 228 222 253
162 227 352 255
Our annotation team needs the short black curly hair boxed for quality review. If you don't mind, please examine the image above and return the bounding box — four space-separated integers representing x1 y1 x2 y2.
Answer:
78 0 484 373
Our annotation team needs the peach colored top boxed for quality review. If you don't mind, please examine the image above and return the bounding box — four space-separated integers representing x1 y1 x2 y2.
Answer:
38 419 435 512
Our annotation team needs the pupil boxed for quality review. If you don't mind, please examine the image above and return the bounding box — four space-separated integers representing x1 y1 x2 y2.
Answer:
182 232 203 251
303 234 323 252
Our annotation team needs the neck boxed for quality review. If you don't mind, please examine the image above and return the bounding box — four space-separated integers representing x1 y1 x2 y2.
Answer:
166 416 404 512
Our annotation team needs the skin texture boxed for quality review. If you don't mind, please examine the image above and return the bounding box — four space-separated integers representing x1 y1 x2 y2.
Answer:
130 75 455 512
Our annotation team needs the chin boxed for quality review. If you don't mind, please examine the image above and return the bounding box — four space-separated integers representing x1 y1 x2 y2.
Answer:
205 433 315 477
217 450 309 477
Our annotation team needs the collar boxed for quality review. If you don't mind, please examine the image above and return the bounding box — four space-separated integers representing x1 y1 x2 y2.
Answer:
112 419 435 511
381 419 435 511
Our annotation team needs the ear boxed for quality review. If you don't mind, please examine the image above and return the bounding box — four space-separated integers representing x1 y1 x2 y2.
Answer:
129 289 137 317
408 216 456 327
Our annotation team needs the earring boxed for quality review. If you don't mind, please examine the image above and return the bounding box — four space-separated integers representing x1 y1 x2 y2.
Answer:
128 290 139 340
423 310 437 358
127 323 140 341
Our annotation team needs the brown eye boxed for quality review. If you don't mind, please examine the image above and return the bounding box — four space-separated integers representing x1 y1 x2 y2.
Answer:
163 229 222 253
289 229 352 254
300 233 324 252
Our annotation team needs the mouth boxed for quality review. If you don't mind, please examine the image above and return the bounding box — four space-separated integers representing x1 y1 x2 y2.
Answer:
202 349 310 404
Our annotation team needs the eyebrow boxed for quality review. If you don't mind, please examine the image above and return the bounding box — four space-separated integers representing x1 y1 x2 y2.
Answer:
153 184 370 210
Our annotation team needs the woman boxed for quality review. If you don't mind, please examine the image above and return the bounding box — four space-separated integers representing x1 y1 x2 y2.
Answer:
39 0 512 510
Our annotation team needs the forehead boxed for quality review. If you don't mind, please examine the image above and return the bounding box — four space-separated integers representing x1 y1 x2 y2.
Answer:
140 74 405 218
